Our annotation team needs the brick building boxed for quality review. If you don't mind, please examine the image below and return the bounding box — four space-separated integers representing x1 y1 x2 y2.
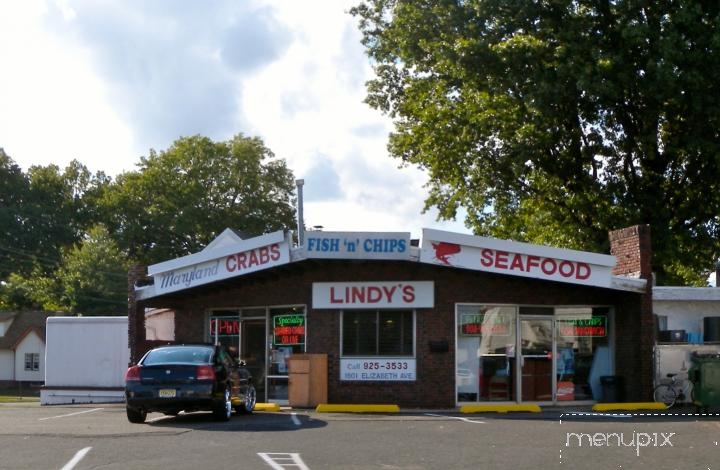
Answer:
128 225 653 408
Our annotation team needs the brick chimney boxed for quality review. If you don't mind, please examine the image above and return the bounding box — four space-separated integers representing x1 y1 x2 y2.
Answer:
608 224 654 401
609 224 653 281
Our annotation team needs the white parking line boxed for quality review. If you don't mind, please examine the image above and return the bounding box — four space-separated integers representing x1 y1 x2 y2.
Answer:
38 408 104 421
60 447 92 470
290 412 301 426
258 452 309 470
425 413 485 424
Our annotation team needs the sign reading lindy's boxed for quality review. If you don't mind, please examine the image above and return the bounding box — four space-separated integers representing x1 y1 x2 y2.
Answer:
312 281 434 309
148 231 290 296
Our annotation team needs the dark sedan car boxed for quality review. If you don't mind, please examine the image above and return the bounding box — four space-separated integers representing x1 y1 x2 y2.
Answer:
124 343 256 423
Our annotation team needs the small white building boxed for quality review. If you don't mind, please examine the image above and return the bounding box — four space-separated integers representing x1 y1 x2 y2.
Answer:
652 286 720 401
0 311 58 387
654 287 720 339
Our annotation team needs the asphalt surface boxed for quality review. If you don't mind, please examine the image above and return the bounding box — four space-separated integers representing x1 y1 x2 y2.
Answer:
1 401 719 470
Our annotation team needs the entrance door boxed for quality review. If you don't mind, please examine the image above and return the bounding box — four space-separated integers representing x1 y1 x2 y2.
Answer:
239 320 267 402
519 318 554 402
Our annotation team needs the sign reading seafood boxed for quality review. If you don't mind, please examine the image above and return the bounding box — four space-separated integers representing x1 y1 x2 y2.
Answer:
420 228 616 288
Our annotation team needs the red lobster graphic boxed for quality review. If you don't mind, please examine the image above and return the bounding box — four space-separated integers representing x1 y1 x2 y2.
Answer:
431 242 461 265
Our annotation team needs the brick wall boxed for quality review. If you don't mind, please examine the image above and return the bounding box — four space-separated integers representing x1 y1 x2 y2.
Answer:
127 265 146 364
609 225 652 279
609 225 654 401
131 258 646 408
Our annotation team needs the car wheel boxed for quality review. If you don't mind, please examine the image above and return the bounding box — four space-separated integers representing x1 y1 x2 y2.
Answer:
126 407 147 423
236 384 256 414
213 387 232 421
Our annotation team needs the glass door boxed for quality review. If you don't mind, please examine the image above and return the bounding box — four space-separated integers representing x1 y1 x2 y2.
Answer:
240 319 267 402
519 317 554 402
267 307 306 404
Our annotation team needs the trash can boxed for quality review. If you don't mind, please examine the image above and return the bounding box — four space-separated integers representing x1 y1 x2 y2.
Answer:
600 375 624 403
689 353 720 411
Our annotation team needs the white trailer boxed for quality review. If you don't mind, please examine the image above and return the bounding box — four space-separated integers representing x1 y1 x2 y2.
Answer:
41 316 130 405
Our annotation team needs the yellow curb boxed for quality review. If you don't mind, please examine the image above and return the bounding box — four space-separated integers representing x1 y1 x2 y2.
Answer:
315 404 400 413
253 402 281 412
460 404 542 414
592 402 668 412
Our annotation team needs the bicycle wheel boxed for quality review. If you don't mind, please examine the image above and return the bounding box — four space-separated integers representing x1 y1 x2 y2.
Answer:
653 384 677 407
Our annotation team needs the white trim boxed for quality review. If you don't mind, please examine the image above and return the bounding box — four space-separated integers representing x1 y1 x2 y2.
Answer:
203 228 244 251
148 230 286 276
610 276 647 293
422 228 616 266
135 228 646 298
420 228 618 288
653 286 720 301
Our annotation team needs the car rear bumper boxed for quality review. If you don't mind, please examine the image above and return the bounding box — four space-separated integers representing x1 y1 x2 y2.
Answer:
125 383 219 412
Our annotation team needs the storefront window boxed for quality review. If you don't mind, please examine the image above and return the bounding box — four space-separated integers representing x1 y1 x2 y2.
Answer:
456 304 613 403
268 307 306 402
207 306 306 404
342 310 414 356
457 305 517 402
555 307 611 401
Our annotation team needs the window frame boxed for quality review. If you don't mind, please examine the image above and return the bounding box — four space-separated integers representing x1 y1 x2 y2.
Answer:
340 309 416 357
24 352 39 371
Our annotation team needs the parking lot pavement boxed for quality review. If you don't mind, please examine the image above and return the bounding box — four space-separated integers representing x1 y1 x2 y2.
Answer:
0 402 186 436
3 401 718 434
434 404 720 422
3 401 720 469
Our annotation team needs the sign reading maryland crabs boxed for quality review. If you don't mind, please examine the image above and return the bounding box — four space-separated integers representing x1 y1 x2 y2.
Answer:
420 228 616 288
148 230 291 296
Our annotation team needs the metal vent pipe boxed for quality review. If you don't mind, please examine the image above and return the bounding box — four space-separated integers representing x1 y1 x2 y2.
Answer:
296 179 305 246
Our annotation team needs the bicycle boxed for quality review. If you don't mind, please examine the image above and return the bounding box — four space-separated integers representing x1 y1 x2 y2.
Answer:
653 372 694 407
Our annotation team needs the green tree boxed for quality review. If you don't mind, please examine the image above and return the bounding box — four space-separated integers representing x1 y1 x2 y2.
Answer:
101 134 296 265
0 149 31 278
0 155 110 279
54 225 129 315
1 225 129 315
352 0 720 285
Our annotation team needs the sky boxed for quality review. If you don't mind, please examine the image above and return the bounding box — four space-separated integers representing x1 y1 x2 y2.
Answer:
0 0 471 241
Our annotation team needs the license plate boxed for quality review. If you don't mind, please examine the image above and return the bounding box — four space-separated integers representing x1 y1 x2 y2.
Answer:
158 389 176 398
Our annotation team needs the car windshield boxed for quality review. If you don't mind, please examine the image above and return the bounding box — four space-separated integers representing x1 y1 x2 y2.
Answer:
143 346 212 365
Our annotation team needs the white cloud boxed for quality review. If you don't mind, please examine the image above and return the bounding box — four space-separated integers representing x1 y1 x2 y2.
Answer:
0 0 471 239
0 0 136 175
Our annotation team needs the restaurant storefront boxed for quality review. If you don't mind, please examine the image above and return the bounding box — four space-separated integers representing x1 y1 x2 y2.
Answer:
129 225 653 407
207 306 306 403
456 305 612 404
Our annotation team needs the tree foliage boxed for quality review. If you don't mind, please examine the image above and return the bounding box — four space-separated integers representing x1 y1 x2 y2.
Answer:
0 133 296 313
352 0 720 284
100 134 297 265
0 149 30 279
54 225 130 315
2 226 129 315
0 150 110 279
